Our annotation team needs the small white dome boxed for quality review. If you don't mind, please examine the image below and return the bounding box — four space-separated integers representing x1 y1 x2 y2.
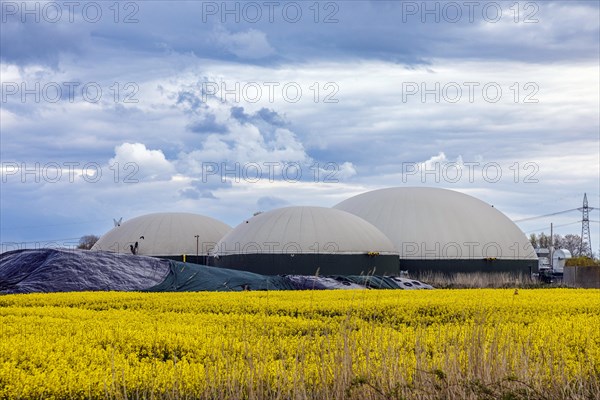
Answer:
92 213 232 256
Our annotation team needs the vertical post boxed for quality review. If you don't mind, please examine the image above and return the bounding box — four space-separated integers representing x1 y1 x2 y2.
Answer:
550 222 554 271
195 235 200 264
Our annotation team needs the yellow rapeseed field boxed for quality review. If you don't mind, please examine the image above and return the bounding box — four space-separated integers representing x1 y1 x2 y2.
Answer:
0 289 599 399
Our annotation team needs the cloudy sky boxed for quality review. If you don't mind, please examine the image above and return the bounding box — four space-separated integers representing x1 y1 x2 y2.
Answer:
1 0 599 254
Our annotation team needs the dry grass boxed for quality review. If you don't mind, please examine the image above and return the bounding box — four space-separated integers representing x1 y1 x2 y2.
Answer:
414 271 546 289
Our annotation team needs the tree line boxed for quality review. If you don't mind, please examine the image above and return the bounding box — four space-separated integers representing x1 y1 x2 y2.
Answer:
528 232 592 258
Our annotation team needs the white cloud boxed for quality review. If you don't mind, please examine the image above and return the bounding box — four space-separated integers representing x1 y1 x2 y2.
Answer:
212 28 275 59
337 162 357 180
109 143 176 181
175 124 311 176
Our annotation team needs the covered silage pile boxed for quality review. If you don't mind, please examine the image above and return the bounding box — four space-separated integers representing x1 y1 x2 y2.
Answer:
1 249 431 294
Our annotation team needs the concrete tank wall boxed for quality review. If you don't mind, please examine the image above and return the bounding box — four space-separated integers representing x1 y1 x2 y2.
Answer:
214 253 400 276
399 258 537 276
563 266 600 288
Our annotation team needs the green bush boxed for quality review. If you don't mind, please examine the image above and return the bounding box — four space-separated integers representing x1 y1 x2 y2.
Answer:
565 256 600 267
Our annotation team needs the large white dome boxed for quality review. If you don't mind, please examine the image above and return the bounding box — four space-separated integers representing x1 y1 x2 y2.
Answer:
92 213 232 256
214 206 397 256
334 187 536 260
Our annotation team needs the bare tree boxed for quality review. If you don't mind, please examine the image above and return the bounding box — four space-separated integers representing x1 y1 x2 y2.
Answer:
557 234 590 257
530 232 560 249
529 233 538 249
77 235 99 250
529 233 591 257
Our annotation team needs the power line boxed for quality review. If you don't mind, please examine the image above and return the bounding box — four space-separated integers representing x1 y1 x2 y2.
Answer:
514 206 598 223
524 221 582 234
514 208 580 222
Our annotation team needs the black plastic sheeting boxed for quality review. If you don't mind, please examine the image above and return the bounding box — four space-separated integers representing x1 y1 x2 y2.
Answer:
0 249 170 294
0 249 433 294
284 275 365 290
146 261 296 292
334 275 408 289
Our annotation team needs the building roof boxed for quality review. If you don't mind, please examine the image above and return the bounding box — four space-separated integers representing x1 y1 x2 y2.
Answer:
334 187 537 260
213 206 398 256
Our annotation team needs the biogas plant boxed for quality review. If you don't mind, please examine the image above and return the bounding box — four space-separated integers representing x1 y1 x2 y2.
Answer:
91 187 540 277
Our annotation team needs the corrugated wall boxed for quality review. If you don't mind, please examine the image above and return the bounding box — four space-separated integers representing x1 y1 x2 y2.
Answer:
564 266 600 288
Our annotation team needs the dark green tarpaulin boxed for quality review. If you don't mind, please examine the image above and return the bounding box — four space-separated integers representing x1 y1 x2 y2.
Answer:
145 260 296 292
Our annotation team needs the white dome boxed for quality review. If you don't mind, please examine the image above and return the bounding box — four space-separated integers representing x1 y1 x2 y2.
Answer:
214 206 397 256
92 213 232 256
334 187 536 260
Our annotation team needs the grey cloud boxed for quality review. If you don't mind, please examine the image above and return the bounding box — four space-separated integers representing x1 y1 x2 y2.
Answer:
256 196 289 211
3 1 598 70
176 90 208 113
230 106 287 127
179 188 218 200
187 114 228 134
